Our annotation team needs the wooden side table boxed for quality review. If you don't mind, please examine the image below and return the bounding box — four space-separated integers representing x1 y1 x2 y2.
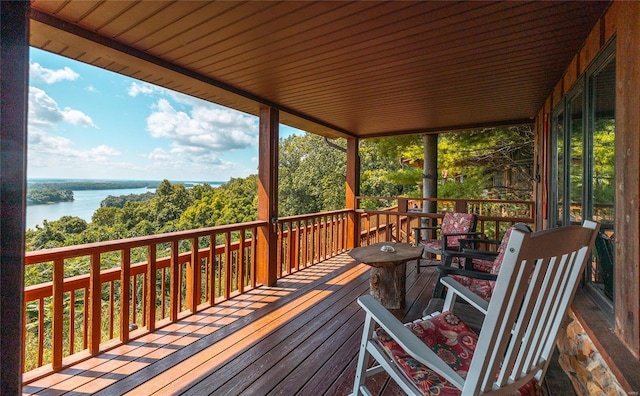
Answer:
348 242 424 309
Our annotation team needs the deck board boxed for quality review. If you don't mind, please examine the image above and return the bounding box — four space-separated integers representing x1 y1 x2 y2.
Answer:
23 253 574 396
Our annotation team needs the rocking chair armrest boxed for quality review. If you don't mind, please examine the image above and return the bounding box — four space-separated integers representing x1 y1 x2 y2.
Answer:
436 266 498 281
357 295 465 390
442 231 484 250
440 277 490 315
441 249 499 270
459 238 501 250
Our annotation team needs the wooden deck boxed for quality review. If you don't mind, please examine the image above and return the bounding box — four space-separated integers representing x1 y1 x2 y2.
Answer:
22 254 574 395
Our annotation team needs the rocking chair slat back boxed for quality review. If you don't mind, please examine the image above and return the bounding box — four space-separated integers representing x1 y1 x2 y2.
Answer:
350 221 598 396
468 221 598 394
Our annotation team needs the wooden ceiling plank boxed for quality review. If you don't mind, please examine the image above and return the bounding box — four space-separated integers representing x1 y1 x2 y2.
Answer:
185 1 432 71
224 5 589 90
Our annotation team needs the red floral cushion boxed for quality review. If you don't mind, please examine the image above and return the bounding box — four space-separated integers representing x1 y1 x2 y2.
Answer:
471 258 494 273
449 275 494 302
449 226 521 301
375 311 540 396
418 213 477 252
441 212 477 248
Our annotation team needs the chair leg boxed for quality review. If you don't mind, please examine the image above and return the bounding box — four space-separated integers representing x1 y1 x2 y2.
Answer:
351 314 376 396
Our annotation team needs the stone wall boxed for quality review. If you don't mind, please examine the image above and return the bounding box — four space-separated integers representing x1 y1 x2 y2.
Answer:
556 311 626 396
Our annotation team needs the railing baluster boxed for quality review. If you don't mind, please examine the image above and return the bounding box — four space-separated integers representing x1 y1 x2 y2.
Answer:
187 237 199 312
287 221 294 274
109 280 115 340
131 274 137 329
69 290 75 355
251 227 257 288
121 248 130 343
238 230 245 293
89 253 101 355
216 249 222 300
83 289 88 350
208 233 216 305
276 224 283 278
161 267 166 319
170 239 179 321
38 297 44 368
224 231 231 299
142 275 147 326
146 244 156 332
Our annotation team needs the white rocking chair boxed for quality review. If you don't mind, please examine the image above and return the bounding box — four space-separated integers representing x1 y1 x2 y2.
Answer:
351 220 599 396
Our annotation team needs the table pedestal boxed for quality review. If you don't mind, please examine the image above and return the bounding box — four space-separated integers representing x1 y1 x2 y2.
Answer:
348 242 424 310
369 263 407 309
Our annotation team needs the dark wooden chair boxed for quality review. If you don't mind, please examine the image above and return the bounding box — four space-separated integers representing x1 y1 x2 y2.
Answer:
412 212 480 272
432 223 532 299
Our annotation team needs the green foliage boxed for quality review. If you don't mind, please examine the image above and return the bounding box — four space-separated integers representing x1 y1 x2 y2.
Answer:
101 191 155 208
437 126 534 200
27 187 74 205
278 133 347 216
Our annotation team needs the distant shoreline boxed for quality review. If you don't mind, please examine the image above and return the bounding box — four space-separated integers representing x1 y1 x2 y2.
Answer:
27 179 225 191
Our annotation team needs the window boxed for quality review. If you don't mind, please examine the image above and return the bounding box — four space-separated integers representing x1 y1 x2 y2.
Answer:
551 40 616 306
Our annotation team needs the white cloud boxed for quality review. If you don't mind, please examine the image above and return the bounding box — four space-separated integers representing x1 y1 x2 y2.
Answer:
27 127 121 173
30 62 79 84
145 98 257 157
127 82 159 97
29 87 96 128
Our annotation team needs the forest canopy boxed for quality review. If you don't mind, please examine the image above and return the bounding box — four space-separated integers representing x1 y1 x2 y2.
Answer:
25 126 533 252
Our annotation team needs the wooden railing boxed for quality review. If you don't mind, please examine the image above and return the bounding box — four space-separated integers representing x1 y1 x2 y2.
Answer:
22 210 350 381
276 210 350 277
356 196 536 246
22 200 524 381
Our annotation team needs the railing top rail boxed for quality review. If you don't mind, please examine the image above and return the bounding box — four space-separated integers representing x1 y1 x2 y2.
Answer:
25 220 267 264
355 196 535 205
277 208 350 222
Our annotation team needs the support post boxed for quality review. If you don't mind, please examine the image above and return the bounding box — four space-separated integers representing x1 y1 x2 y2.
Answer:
257 107 279 286
346 137 360 249
0 2 29 391
616 0 640 357
422 134 438 236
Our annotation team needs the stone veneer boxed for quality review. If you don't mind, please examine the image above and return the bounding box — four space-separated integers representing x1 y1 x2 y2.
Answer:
556 311 626 396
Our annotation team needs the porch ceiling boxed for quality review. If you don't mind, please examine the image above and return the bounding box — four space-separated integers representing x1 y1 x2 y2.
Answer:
29 1 610 139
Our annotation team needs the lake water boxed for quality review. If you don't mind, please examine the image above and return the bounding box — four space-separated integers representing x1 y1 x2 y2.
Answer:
26 188 155 230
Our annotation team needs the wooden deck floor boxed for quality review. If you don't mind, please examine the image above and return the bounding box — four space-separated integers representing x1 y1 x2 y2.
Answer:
22 254 575 395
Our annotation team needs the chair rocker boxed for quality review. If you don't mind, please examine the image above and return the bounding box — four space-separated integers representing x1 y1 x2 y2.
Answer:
351 220 599 396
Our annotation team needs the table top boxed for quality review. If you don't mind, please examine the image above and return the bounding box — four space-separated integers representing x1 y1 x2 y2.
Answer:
348 242 424 268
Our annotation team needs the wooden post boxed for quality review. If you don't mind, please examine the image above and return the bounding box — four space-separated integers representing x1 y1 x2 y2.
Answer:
346 137 360 248
0 2 29 392
257 106 279 286
52 259 64 369
616 0 640 357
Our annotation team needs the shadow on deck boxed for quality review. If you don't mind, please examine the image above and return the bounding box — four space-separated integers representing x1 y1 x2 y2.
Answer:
22 254 575 395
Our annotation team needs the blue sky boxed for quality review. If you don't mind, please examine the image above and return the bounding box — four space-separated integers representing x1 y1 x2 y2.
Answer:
28 48 301 182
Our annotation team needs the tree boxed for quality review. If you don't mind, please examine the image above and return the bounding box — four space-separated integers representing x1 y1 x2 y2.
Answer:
278 133 347 216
